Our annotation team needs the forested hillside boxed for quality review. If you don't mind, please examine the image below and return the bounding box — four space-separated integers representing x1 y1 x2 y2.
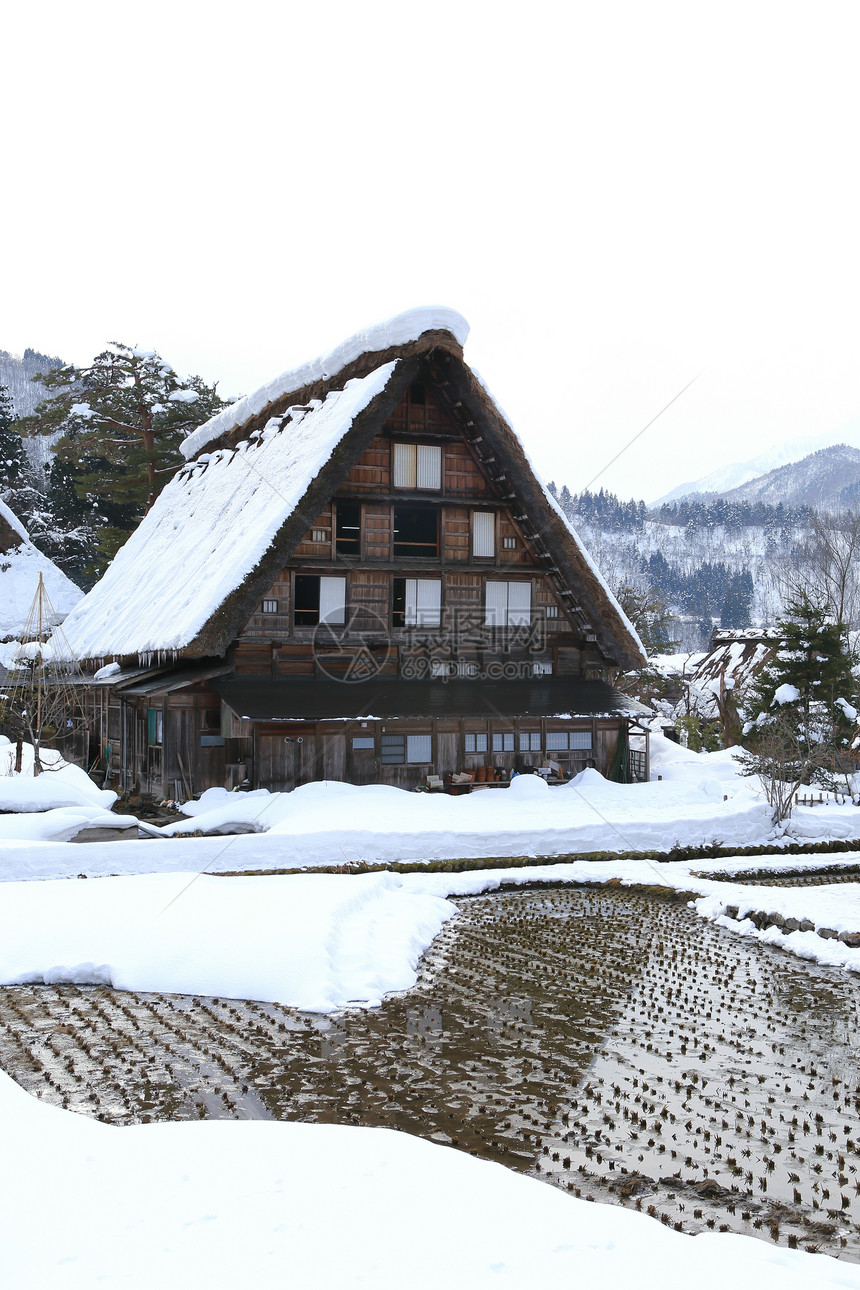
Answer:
549 484 831 652
0 349 63 417
0 343 226 587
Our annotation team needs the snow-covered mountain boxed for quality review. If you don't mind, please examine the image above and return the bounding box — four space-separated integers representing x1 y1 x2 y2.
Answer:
653 417 860 505
717 443 860 509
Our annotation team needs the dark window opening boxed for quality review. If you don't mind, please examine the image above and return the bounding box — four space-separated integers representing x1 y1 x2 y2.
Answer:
294 575 320 625
393 505 438 558
336 501 361 556
392 577 407 628
380 733 405 764
410 381 426 405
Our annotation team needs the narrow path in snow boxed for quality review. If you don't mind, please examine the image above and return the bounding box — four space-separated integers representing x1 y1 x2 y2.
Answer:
1 888 858 1262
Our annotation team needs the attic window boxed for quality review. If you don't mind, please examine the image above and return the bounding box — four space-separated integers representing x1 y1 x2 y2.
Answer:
410 381 426 404
311 529 328 544
336 501 361 556
393 505 438 558
393 442 441 490
502 536 517 550
294 575 346 626
262 599 278 614
545 605 559 618
472 511 495 558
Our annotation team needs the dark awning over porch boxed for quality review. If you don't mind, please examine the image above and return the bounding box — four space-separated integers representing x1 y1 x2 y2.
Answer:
212 677 652 723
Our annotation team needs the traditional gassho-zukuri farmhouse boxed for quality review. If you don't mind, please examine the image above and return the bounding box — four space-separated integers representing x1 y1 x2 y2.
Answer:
56 309 651 797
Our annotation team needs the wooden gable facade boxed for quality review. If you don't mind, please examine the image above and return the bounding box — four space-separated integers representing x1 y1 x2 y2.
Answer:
68 321 650 798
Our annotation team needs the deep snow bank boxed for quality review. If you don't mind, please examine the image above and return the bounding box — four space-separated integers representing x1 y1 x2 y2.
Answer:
1 1069 853 1290
0 870 455 1011
0 738 116 812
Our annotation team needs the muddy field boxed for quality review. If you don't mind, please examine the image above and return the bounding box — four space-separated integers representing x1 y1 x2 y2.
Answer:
1 886 858 1260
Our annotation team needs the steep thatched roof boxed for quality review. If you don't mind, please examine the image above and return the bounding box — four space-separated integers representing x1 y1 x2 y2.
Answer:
0 498 83 642
57 308 645 670
0 498 28 555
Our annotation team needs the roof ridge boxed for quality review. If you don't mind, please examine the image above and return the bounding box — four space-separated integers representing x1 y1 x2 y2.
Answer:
181 307 469 461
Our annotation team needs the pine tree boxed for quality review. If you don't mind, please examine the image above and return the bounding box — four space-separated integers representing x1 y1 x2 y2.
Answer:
617 586 679 656
741 593 858 811
0 382 26 499
19 343 226 568
29 457 100 587
720 571 753 628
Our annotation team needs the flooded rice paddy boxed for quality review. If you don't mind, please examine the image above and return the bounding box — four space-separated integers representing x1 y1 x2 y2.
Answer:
1 885 859 1261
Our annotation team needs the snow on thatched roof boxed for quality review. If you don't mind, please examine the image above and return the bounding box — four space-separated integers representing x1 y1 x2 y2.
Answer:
0 500 83 642
57 309 645 669
181 308 470 461
58 363 398 661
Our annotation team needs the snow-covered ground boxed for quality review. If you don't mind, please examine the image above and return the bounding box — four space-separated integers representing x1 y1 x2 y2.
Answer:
4 741 860 1285
3 1068 852 1290
0 738 116 813
1 855 859 1008
6 729 860 866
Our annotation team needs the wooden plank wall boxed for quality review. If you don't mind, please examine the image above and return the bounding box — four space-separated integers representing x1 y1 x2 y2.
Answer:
293 508 333 560
442 506 469 561
364 503 390 558
444 441 492 498
341 438 390 493
350 569 389 630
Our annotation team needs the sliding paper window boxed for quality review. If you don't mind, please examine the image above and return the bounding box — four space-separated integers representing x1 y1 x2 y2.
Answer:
393 443 442 490
472 511 495 558
294 576 346 625
393 578 441 627
380 733 433 764
484 580 531 627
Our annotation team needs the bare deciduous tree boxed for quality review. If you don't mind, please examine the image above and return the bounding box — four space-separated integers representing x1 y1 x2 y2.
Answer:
780 509 860 629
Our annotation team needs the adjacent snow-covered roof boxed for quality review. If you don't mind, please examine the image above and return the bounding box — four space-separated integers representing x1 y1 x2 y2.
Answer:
181 307 469 461
58 364 397 659
0 500 83 641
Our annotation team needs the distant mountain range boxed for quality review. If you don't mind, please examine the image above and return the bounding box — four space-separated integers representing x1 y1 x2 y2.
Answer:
655 442 860 513
654 417 860 506
715 443 860 509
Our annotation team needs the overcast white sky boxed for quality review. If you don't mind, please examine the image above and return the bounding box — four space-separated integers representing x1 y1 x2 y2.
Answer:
4 1 860 503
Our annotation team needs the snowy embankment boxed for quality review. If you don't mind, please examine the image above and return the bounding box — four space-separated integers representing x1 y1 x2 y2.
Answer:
0 739 126 842
0 870 454 1012
5 730 860 861
0 738 117 814
2 1071 850 1290
2 857 860 1009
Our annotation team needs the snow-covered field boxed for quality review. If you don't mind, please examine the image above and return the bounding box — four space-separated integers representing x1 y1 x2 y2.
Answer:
1 855 860 1008
4 738 860 1284
3 1066 852 1290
